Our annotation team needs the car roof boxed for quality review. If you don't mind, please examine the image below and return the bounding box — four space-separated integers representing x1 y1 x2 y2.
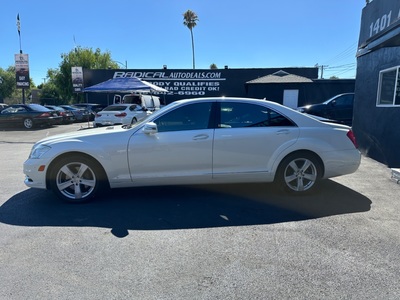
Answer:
74 103 104 106
175 97 289 110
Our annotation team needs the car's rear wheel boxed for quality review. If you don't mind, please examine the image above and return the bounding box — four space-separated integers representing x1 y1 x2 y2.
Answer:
49 155 107 203
275 152 322 194
23 118 33 129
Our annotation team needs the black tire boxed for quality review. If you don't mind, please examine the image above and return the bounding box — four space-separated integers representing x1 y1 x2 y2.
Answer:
275 152 322 194
23 118 34 129
49 154 107 203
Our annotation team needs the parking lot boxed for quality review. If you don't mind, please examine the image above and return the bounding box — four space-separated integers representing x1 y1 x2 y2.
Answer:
1 124 400 299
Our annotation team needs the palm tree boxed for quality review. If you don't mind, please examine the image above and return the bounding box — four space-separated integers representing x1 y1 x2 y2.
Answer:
183 10 199 69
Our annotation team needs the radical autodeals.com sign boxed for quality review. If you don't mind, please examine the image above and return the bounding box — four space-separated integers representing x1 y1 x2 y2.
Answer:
84 67 318 104
113 70 225 97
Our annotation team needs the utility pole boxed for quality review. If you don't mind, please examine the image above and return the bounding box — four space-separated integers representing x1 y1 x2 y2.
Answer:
16 13 26 104
315 64 328 79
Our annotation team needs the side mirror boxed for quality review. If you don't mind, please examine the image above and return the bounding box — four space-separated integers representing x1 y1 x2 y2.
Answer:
143 122 158 134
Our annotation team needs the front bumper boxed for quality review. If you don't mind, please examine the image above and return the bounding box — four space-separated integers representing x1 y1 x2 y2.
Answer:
23 158 48 189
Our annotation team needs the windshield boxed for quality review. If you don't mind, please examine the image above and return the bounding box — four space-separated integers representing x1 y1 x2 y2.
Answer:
122 101 181 129
322 96 337 105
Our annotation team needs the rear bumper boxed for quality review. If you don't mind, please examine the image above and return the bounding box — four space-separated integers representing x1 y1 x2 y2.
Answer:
35 116 63 126
322 149 361 178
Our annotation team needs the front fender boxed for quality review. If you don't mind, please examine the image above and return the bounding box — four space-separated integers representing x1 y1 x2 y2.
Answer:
44 139 131 187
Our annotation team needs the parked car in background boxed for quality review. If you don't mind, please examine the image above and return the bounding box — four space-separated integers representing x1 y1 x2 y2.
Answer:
297 93 354 125
94 104 152 127
115 94 162 111
45 105 76 124
23 97 361 203
59 105 91 122
0 103 9 112
73 103 107 121
0 104 62 129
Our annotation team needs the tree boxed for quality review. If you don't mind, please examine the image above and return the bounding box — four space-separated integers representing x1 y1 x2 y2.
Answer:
183 10 199 69
39 69 63 105
42 47 119 102
0 66 35 104
210 63 218 69
0 67 15 101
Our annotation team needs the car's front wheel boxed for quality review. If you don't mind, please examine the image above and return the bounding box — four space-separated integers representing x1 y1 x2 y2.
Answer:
275 152 322 194
49 155 107 203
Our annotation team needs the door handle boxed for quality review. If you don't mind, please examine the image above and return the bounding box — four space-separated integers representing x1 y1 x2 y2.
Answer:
193 134 209 140
276 129 290 135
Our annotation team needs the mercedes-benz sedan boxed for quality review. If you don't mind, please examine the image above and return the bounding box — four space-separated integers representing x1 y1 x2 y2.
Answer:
23 97 361 203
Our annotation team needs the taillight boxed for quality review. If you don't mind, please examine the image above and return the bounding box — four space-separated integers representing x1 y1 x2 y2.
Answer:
115 112 127 117
347 130 358 148
96 113 102 118
39 112 51 118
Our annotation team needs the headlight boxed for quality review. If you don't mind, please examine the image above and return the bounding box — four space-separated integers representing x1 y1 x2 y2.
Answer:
29 144 51 159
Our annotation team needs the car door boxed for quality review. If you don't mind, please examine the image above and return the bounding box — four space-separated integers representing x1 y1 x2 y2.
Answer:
128 101 214 185
327 94 354 123
2 106 26 126
212 102 299 179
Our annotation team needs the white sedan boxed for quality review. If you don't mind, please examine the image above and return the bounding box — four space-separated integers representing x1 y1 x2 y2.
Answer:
94 104 151 127
23 97 361 203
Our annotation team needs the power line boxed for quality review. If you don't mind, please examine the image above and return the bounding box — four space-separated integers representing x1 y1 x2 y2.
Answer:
325 64 357 78
317 43 358 78
325 63 356 69
323 43 358 66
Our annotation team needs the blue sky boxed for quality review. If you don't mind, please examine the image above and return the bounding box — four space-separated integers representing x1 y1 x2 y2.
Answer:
1 0 366 86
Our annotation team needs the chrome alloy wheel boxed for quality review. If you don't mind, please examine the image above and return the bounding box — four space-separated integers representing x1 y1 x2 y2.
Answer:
55 161 97 200
283 157 318 192
23 118 33 129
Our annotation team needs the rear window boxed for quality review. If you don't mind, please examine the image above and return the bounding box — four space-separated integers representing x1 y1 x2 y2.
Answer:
103 105 133 111
219 102 295 128
28 104 51 112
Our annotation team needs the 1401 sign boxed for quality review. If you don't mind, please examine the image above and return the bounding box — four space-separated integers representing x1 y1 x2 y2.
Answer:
369 9 399 38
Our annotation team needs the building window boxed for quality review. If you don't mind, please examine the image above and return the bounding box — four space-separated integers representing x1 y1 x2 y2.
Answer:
377 66 400 106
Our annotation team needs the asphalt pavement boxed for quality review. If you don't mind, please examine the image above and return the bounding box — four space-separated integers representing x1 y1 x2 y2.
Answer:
0 124 399 299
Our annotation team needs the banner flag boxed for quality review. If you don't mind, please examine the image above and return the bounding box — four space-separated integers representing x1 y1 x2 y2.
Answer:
17 14 21 35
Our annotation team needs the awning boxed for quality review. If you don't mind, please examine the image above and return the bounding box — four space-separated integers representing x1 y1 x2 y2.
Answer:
83 77 168 93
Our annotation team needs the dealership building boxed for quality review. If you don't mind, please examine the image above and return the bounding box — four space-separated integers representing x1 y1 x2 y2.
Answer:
354 0 400 167
83 67 354 109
